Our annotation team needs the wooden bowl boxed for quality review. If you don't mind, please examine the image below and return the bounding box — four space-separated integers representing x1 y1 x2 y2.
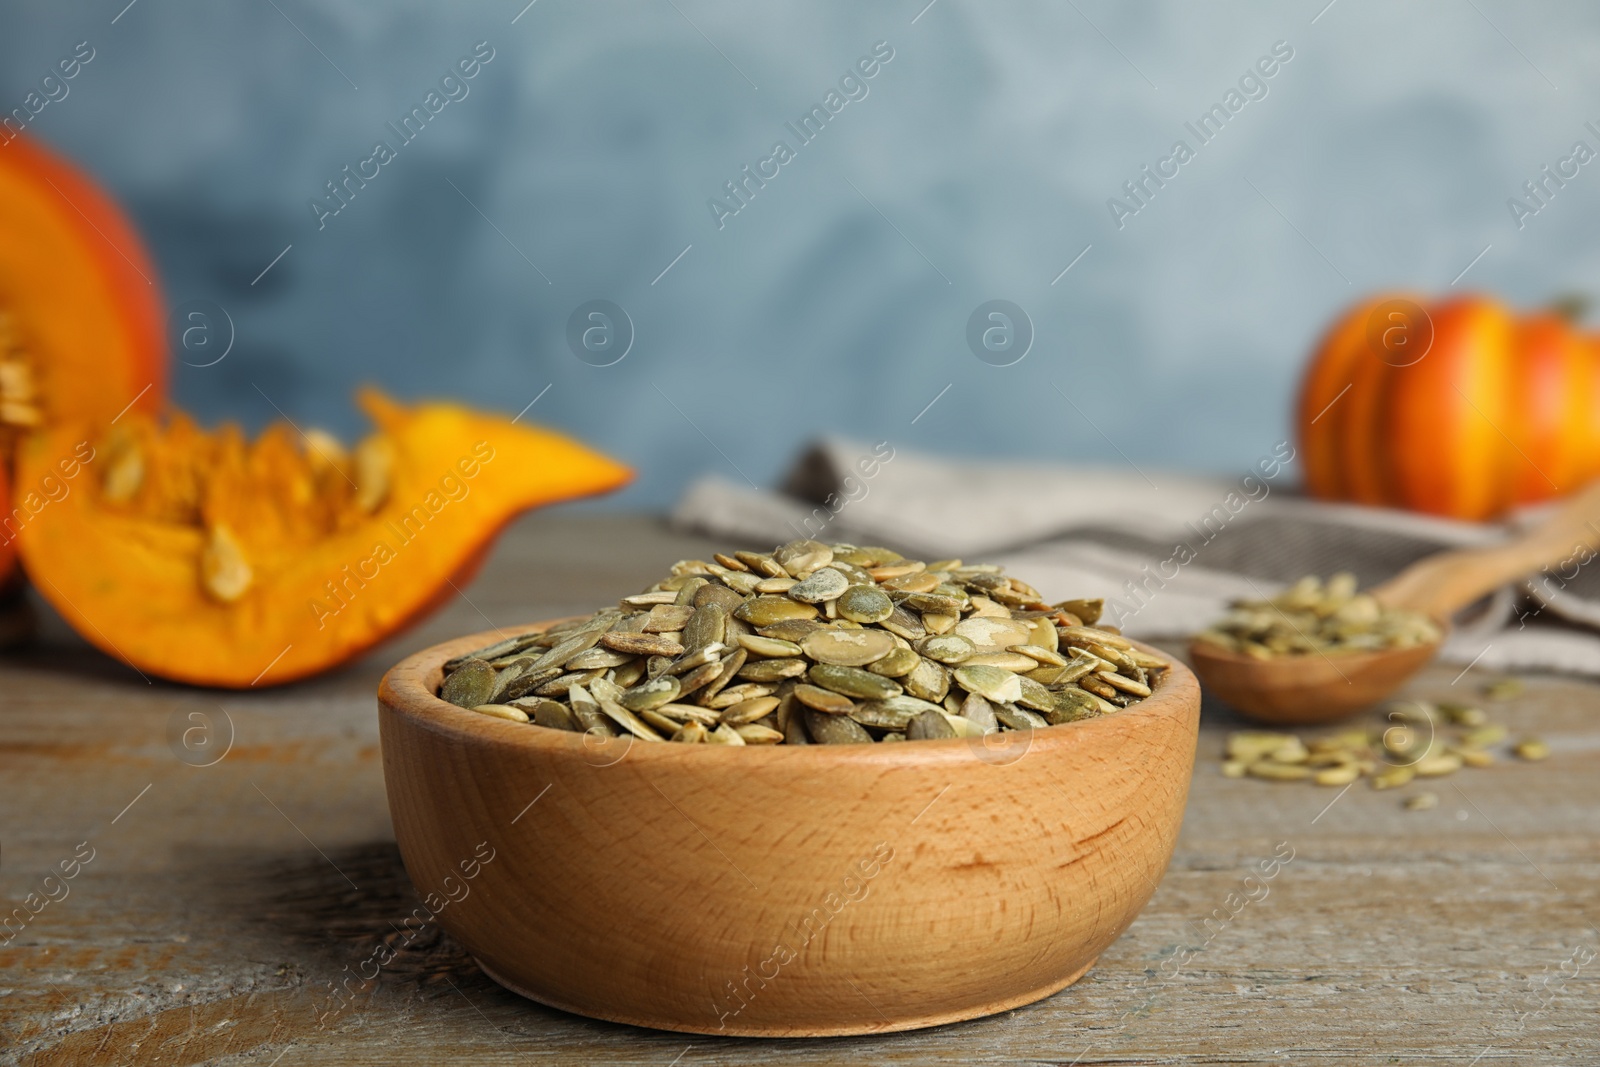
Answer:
1187 634 1443 726
378 622 1201 1037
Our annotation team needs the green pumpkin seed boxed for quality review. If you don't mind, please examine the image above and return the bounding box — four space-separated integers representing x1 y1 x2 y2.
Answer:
994 703 1047 730
879 604 927 641
789 567 850 603
952 616 1032 653
804 708 873 744
721 696 782 725
620 675 681 711
953 664 1022 704
437 543 1165 747
1043 687 1101 725
469 703 529 723
801 628 895 666
901 657 950 702
1015 675 1056 712
808 663 903 700
442 659 497 708
794 683 855 714
906 709 956 741
756 619 827 643
918 633 976 664
837 584 894 623
960 692 999 732
738 657 810 682
850 694 945 730
530 699 577 731
734 596 820 626
866 646 920 677
737 634 802 658
773 539 833 577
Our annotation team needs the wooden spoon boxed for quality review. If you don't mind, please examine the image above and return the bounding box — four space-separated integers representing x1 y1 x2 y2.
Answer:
1190 479 1600 725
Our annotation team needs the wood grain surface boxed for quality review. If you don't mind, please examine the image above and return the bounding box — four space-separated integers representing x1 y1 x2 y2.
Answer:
2 514 1597 1065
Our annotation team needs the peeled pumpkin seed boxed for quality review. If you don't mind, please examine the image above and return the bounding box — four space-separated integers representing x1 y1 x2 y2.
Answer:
805 708 873 744
867 646 920 678
620 676 680 711
837 585 894 623
953 664 1022 704
737 634 803 658
808 663 903 700
721 696 781 725
442 660 497 708
734 596 820 626
919 634 976 664
736 723 785 744
794 683 855 714
789 567 850 603
801 628 895 666
906 709 956 741
436 543 1165 746
468 703 529 723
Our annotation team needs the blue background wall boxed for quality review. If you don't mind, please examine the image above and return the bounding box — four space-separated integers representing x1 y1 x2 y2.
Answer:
4 1 1596 507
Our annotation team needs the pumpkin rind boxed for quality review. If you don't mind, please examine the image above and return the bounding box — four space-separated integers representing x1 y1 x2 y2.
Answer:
14 391 631 687
0 134 165 581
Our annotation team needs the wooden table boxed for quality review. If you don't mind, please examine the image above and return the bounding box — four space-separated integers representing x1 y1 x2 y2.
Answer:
3 514 1596 1065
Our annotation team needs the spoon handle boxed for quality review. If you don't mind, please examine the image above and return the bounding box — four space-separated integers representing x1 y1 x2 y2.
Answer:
1372 479 1600 621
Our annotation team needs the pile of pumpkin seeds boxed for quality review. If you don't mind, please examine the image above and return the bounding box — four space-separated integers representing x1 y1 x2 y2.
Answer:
436 540 1167 745
1194 574 1442 658
1223 698 1549 799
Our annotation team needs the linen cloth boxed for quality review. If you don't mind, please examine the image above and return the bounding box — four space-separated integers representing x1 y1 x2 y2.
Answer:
670 438 1600 677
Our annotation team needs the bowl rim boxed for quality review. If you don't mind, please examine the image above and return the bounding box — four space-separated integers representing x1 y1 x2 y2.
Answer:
380 618 1201 765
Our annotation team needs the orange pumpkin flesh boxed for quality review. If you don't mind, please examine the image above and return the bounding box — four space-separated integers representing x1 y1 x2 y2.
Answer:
0 134 165 580
14 390 631 687
1298 293 1600 521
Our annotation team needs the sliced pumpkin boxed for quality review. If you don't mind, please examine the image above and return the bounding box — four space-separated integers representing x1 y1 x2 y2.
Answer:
0 134 165 583
15 389 631 687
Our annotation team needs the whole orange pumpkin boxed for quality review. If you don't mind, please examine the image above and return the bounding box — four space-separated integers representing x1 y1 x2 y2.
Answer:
1298 293 1600 520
